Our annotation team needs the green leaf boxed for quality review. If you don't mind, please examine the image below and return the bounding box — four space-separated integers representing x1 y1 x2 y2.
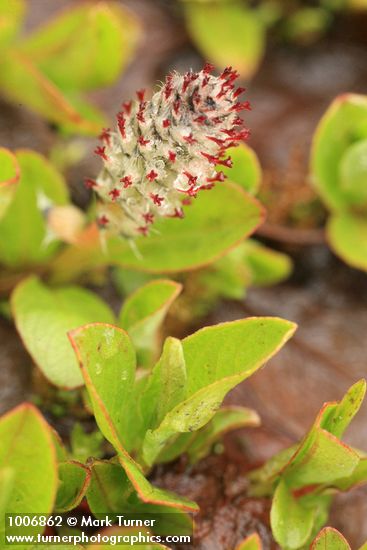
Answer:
0 150 68 267
270 479 315 549
157 406 260 465
119 280 182 366
284 427 360 488
322 379 366 439
69 324 198 512
20 2 140 91
235 533 262 550
311 93 367 211
0 147 20 220
50 181 264 281
182 317 296 395
87 460 132 516
284 7 332 44
221 144 262 195
0 51 104 135
327 212 367 272
106 182 264 273
0 0 25 50
141 337 187 433
0 468 15 518
247 446 297 496
194 244 252 306
0 404 58 543
55 461 90 513
140 318 296 467
249 381 366 496
118 455 199 512
87 460 192 535
280 383 363 488
331 457 367 491
69 423 104 463
243 239 293 286
68 323 136 450
339 138 367 207
11 276 115 388
183 2 265 78
185 406 260 463
311 527 351 549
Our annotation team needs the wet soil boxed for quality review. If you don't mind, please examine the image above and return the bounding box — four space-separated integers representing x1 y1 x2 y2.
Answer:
1 0 367 547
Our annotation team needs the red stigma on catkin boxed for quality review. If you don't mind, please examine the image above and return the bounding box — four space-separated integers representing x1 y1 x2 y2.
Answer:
138 135 150 146
203 62 215 74
231 101 251 112
120 175 132 188
199 183 215 191
182 72 198 93
233 87 246 99
137 103 146 123
194 115 207 124
138 226 148 236
109 188 120 201
85 178 97 189
217 157 233 168
186 186 198 197
98 215 109 226
143 212 154 224
117 112 126 138
146 170 158 182
163 119 171 128
94 146 108 161
168 151 176 163
150 193 164 206
201 152 219 165
169 208 184 219
206 171 226 183
183 172 198 186
122 101 132 115
207 136 226 146
98 128 111 144
183 133 197 145
164 74 174 99
136 89 145 102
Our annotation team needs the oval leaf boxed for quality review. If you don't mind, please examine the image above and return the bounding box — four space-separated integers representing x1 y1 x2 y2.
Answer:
0 404 58 542
271 479 315 549
11 276 115 388
0 51 104 135
327 212 367 272
20 2 141 91
184 2 265 78
119 280 182 366
220 144 262 195
311 93 367 211
50 182 264 281
0 150 68 268
311 527 351 550
140 317 296 466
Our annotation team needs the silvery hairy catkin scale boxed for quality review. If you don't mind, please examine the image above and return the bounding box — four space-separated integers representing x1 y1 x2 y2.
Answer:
88 64 250 238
